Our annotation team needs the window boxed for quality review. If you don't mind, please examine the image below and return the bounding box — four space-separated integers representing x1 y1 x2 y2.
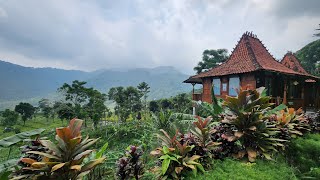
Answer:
213 78 221 95
229 76 240 96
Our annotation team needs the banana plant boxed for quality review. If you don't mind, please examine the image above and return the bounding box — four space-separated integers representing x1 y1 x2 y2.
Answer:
12 118 105 180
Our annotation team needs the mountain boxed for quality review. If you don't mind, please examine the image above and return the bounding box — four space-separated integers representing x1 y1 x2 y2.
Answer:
295 39 320 76
0 60 191 109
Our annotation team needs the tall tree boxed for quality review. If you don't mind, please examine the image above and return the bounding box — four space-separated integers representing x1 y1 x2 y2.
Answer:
53 101 75 124
15 102 35 125
194 49 229 74
38 98 52 121
137 82 150 115
108 86 142 122
58 80 88 119
1 109 19 127
85 88 107 128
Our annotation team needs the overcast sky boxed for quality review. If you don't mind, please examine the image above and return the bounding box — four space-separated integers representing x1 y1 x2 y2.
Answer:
0 0 319 74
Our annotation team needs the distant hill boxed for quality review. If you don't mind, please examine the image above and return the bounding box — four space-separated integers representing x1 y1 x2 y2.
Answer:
295 39 320 76
0 60 191 109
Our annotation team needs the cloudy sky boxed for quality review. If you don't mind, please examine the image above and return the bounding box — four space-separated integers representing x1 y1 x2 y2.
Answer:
0 0 319 74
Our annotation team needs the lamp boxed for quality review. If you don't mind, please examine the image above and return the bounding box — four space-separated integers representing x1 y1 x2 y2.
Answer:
293 81 299 86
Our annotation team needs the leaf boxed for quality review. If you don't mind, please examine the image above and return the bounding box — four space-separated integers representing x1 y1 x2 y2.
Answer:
80 157 105 172
234 131 244 138
20 158 36 165
162 158 170 175
51 163 65 172
74 150 93 160
56 127 72 143
150 150 161 156
26 151 60 160
69 118 83 138
0 128 45 148
175 167 183 174
163 146 170 154
73 138 99 157
40 140 62 157
247 148 257 162
96 142 108 158
189 155 201 161
70 165 82 171
31 162 47 169
249 126 257 131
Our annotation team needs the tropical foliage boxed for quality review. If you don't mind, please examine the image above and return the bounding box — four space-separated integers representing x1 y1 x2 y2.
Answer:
12 118 105 180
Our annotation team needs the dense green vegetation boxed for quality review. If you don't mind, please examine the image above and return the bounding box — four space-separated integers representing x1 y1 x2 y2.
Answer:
296 39 320 76
0 81 319 179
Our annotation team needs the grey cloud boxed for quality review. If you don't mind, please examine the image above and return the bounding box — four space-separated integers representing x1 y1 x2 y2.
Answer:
0 0 319 74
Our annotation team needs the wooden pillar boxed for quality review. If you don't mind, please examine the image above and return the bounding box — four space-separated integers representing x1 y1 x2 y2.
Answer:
191 83 196 115
283 79 287 105
202 77 212 103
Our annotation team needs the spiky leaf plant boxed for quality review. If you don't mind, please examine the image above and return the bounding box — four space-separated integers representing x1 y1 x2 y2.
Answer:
221 87 286 162
12 118 105 180
272 108 310 140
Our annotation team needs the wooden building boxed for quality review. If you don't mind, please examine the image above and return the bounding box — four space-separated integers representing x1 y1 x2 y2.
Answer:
184 32 320 110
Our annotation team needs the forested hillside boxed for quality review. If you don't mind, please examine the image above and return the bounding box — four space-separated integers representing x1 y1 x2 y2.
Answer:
0 61 190 109
295 39 320 76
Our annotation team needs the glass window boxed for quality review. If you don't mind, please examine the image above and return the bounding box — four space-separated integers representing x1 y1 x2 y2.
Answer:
213 78 221 95
229 76 240 96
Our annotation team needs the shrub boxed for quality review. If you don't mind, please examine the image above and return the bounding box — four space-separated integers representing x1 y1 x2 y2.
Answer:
1 109 18 127
116 145 144 180
12 118 105 180
286 133 320 174
151 130 205 179
270 108 310 140
219 87 286 162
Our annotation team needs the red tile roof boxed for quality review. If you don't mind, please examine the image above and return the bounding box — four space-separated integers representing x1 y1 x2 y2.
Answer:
281 52 309 74
192 32 318 80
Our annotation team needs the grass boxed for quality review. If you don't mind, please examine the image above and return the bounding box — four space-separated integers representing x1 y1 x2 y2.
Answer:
189 158 297 180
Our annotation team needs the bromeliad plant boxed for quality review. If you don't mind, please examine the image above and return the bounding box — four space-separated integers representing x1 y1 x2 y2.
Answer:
272 108 310 140
13 118 105 180
151 130 205 179
188 116 221 166
220 87 286 162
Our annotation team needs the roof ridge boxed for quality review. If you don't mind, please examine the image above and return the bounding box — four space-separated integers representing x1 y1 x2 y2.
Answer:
244 34 262 70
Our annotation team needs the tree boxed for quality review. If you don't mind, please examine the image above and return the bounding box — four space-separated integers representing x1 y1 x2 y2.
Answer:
58 80 88 118
172 93 192 113
1 109 18 127
137 82 150 114
108 86 143 122
53 101 75 124
149 100 159 113
15 102 35 125
194 49 229 74
84 88 107 128
296 40 320 76
160 99 173 110
38 98 52 121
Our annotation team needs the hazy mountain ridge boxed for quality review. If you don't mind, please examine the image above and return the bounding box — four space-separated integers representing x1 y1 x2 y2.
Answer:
0 60 191 109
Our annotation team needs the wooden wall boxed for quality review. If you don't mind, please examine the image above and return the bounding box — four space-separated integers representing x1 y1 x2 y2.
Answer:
202 77 212 103
240 73 256 90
